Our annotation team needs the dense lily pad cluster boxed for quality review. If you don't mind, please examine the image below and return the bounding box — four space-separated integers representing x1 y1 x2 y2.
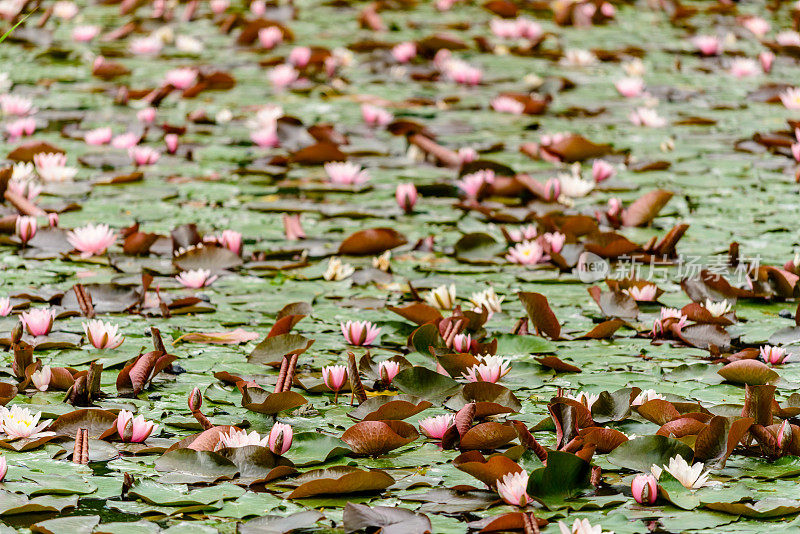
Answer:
3 0 800 532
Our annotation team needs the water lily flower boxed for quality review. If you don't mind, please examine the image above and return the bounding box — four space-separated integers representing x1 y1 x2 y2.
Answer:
392 41 416 63
692 35 721 56
372 250 391 272
116 410 157 443
543 177 561 201
615 77 644 98
562 49 596 66
165 68 197 90
543 232 566 254
0 297 11 316
490 18 519 39
0 94 35 116
497 471 531 507
491 96 525 115
623 58 645 77
652 307 687 335
0 455 6 481
176 268 218 288
85 127 112 146
288 46 312 68
378 360 401 383
565 391 600 409
361 104 392 127
462 355 511 383
760 51 774 73
424 284 456 310
458 147 478 163
444 59 482 85
67 223 117 258
5 117 35 139
776 30 800 46
72 24 100 42
218 429 268 449
419 414 454 439
175 35 203 54
760 344 787 365
15 215 36 244
452 333 474 353
258 26 283 49
324 162 370 185
128 146 160 166
457 169 494 199
322 365 348 399
130 36 163 55
652 455 710 489
506 240 544 265
323 257 354 281
558 518 612 534
53 1 77 19
136 108 156 125
215 229 243 255
20 308 55 337
506 225 537 243
592 159 616 183
341 320 381 346
7 176 40 200
251 126 279 148
269 64 298 90
741 16 770 37
629 107 666 127
112 132 140 149
33 153 77 182
729 58 759 78
210 0 229 13
0 406 53 439
165 133 179 154
704 299 731 317
558 173 595 197
268 423 293 454
396 183 417 213
469 287 504 315
31 365 51 392
632 473 658 504
82 319 124 350
250 0 266 15
624 285 657 301
780 88 800 109
632 389 665 406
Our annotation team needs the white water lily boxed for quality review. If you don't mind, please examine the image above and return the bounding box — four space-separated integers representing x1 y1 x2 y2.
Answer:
632 389 665 406
424 284 456 310
469 287 504 315
704 299 731 317
558 518 613 534
323 257 354 281
372 251 391 272
558 173 594 198
0 405 54 439
565 391 600 409
652 455 710 490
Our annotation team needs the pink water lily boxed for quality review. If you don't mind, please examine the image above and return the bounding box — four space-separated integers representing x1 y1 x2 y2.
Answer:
781 88 800 110
506 240 544 265
15 215 37 244
0 406 53 439
378 360 401 383
83 319 124 350
592 159 615 183
6 117 35 139
31 365 51 392
20 308 55 337
0 94 35 116
137 107 156 124
759 51 774 73
67 223 117 258
462 355 511 383
629 107 666 127
251 126 279 148
112 132 140 149
741 16 770 37
543 232 565 254
283 213 306 240
361 104 392 127
289 46 312 68
130 36 163 55
458 147 478 163
0 455 6 482
624 285 658 302
216 229 243 255
258 26 283 49
322 365 348 394
0 297 11 317
729 58 759 78
268 423 293 455
419 414 454 440
396 183 417 213
325 162 370 185
72 24 100 42
392 41 416 63
33 152 77 182
507 224 537 243
210 0 229 14
85 127 112 145
217 429 268 449
341 320 381 346
128 146 160 166
692 35 721 56
176 268 218 288
116 410 158 443
760 345 787 365
458 169 494 199
497 471 531 507
615 77 644 98
452 333 474 353
632 473 658 505
165 68 197 90
491 96 525 115
269 64 299 89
